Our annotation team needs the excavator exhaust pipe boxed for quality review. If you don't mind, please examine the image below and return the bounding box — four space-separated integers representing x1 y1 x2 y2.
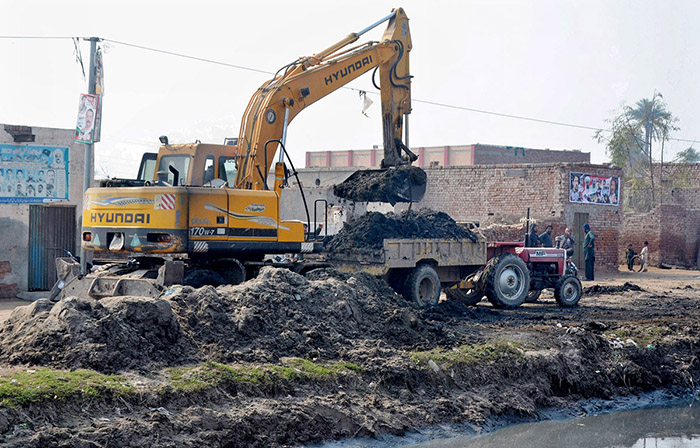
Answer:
333 166 427 205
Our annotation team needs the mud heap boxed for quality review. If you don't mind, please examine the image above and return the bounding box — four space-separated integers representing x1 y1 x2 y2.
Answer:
333 166 427 204
0 267 448 373
0 295 192 373
324 209 477 254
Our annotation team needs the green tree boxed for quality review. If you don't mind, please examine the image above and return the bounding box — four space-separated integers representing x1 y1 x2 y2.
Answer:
596 92 678 206
674 147 700 163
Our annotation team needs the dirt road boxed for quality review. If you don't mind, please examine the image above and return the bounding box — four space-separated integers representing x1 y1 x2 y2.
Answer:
0 300 30 324
0 266 698 447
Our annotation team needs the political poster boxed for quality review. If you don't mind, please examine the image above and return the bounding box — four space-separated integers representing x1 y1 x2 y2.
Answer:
75 93 99 144
0 145 69 204
569 172 620 206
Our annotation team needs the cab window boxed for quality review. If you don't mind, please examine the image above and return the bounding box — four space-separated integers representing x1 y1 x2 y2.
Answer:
157 155 191 186
218 157 238 185
203 156 215 184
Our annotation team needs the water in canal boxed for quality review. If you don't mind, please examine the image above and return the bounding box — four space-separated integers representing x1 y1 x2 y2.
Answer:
316 399 700 447
407 403 700 447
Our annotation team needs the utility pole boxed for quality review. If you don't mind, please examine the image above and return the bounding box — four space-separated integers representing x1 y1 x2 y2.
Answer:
80 37 99 275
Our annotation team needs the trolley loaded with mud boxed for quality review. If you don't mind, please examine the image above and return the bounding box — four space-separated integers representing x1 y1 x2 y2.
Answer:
316 210 583 309
320 238 581 309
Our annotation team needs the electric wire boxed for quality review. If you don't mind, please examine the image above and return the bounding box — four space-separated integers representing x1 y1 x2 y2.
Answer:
0 35 697 145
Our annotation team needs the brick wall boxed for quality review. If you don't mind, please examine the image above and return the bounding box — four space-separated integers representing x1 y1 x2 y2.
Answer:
654 163 700 188
407 163 623 272
621 205 700 268
473 144 590 165
669 188 700 210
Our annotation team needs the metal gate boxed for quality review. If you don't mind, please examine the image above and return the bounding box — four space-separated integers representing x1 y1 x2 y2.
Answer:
28 206 76 291
573 212 589 271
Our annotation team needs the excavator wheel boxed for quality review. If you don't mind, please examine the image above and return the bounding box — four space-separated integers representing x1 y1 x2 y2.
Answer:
211 259 247 285
183 269 225 288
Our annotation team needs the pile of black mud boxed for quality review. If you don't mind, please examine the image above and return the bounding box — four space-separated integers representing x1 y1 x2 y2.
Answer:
333 166 427 204
324 209 477 255
583 282 643 295
0 267 448 373
0 296 189 373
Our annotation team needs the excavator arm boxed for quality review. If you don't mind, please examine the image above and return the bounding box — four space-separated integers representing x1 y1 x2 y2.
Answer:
234 8 414 191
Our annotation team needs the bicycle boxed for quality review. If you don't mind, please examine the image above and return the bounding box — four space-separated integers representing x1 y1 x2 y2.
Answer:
629 255 644 272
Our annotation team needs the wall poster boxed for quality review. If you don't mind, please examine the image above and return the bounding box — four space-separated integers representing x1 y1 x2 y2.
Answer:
0 145 69 204
569 171 620 206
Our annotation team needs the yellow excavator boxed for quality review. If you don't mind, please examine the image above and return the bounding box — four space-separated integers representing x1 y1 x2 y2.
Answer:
72 7 425 294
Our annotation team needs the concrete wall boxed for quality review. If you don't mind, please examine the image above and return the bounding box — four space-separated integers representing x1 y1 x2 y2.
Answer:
0 124 91 295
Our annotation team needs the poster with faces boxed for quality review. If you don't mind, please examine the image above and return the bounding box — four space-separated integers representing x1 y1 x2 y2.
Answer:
569 172 619 206
0 145 69 204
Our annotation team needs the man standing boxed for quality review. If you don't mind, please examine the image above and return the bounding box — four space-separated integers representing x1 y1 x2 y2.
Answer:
539 225 554 247
640 241 649 272
583 223 595 281
526 223 541 247
559 228 575 258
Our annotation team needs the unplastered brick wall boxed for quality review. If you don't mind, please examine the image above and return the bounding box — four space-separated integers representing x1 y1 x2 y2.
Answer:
659 205 700 268
414 163 624 272
473 144 590 165
669 188 700 210
653 163 700 188
621 209 662 267
621 205 700 268
416 164 566 224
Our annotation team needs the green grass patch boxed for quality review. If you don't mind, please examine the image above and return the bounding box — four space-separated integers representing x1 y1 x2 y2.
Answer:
168 358 363 393
0 368 133 407
411 340 524 369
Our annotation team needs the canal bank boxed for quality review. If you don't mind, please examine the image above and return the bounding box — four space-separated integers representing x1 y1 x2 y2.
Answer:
0 267 699 446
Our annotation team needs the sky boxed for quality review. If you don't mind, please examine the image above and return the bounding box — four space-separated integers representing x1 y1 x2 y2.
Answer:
0 0 698 178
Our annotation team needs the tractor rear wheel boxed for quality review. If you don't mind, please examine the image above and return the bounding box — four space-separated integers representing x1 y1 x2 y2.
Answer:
484 254 530 309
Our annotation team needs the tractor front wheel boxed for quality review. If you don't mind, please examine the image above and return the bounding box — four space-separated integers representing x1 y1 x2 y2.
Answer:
554 275 583 307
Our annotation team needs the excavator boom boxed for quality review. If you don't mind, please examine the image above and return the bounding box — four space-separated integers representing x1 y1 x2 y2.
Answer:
233 7 423 202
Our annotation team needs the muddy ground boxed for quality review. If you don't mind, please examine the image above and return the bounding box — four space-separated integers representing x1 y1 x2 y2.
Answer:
0 267 699 447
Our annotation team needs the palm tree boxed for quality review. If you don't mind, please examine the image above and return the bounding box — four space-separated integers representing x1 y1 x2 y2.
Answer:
625 92 676 204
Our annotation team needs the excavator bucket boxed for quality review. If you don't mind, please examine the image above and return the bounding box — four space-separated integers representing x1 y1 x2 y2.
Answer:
333 166 427 205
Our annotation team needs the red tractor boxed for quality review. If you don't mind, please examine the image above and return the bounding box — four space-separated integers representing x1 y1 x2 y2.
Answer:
445 242 582 309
